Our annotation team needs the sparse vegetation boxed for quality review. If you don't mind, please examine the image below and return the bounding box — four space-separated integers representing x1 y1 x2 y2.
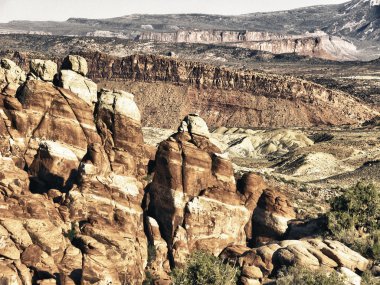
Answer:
147 244 157 265
171 251 240 285
64 222 77 242
362 271 380 285
327 182 380 260
142 270 158 285
276 266 346 285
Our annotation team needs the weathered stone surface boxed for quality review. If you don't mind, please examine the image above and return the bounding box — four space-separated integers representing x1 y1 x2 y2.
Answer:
96 88 147 178
0 58 26 96
149 115 251 266
223 239 370 280
0 59 149 284
83 52 378 128
145 217 171 282
181 114 210 138
29 141 79 191
339 267 361 285
30 59 57 82
252 188 296 243
62 55 88 76
57 70 97 106
0 56 373 285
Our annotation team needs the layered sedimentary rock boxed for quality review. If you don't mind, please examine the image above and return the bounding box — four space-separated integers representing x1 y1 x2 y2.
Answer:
0 55 374 285
147 115 297 271
139 31 357 60
0 57 149 284
148 114 249 263
81 52 377 128
0 58 26 96
2 51 378 129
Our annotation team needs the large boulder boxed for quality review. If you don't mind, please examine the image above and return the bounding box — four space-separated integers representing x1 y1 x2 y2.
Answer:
221 239 370 282
0 58 26 96
57 56 96 106
57 70 97 106
30 59 57 82
62 55 88 76
29 140 79 191
252 188 296 244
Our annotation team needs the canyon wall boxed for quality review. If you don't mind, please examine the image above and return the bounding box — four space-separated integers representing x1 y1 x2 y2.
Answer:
129 31 357 60
84 52 376 128
1 50 378 128
137 30 293 43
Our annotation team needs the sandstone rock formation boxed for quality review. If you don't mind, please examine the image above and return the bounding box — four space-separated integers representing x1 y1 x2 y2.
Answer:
221 239 370 284
0 58 26 96
146 115 298 274
139 31 358 61
2 51 379 129
62 55 88 76
148 115 249 265
0 56 149 284
30 59 57 82
57 55 97 107
0 55 374 285
81 52 378 128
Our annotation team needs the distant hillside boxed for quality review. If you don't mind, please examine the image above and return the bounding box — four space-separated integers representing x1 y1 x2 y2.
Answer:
0 0 378 60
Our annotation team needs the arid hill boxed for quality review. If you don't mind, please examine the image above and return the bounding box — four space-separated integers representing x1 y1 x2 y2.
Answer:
1 50 378 129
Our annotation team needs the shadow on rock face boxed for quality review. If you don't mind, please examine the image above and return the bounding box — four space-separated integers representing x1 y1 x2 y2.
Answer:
28 169 78 194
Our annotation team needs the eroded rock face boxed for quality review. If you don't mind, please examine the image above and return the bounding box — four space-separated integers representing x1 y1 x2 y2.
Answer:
221 239 370 284
96 88 147 179
57 55 96 106
148 116 249 264
29 140 79 191
252 189 296 244
0 57 149 284
57 70 97 106
62 55 88 76
0 58 26 96
0 56 374 285
82 52 378 128
29 59 57 82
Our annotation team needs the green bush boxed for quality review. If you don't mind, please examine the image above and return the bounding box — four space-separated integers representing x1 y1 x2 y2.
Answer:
327 182 380 260
171 251 240 285
277 266 346 285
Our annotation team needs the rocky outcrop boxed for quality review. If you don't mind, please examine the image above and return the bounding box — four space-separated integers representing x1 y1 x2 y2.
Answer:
139 31 358 61
147 115 297 271
0 57 149 284
0 55 374 285
148 114 248 264
0 58 26 96
30 59 57 82
221 239 370 284
57 55 97 107
62 55 88 76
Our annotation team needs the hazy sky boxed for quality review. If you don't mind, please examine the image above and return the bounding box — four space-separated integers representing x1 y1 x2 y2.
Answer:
0 0 348 23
